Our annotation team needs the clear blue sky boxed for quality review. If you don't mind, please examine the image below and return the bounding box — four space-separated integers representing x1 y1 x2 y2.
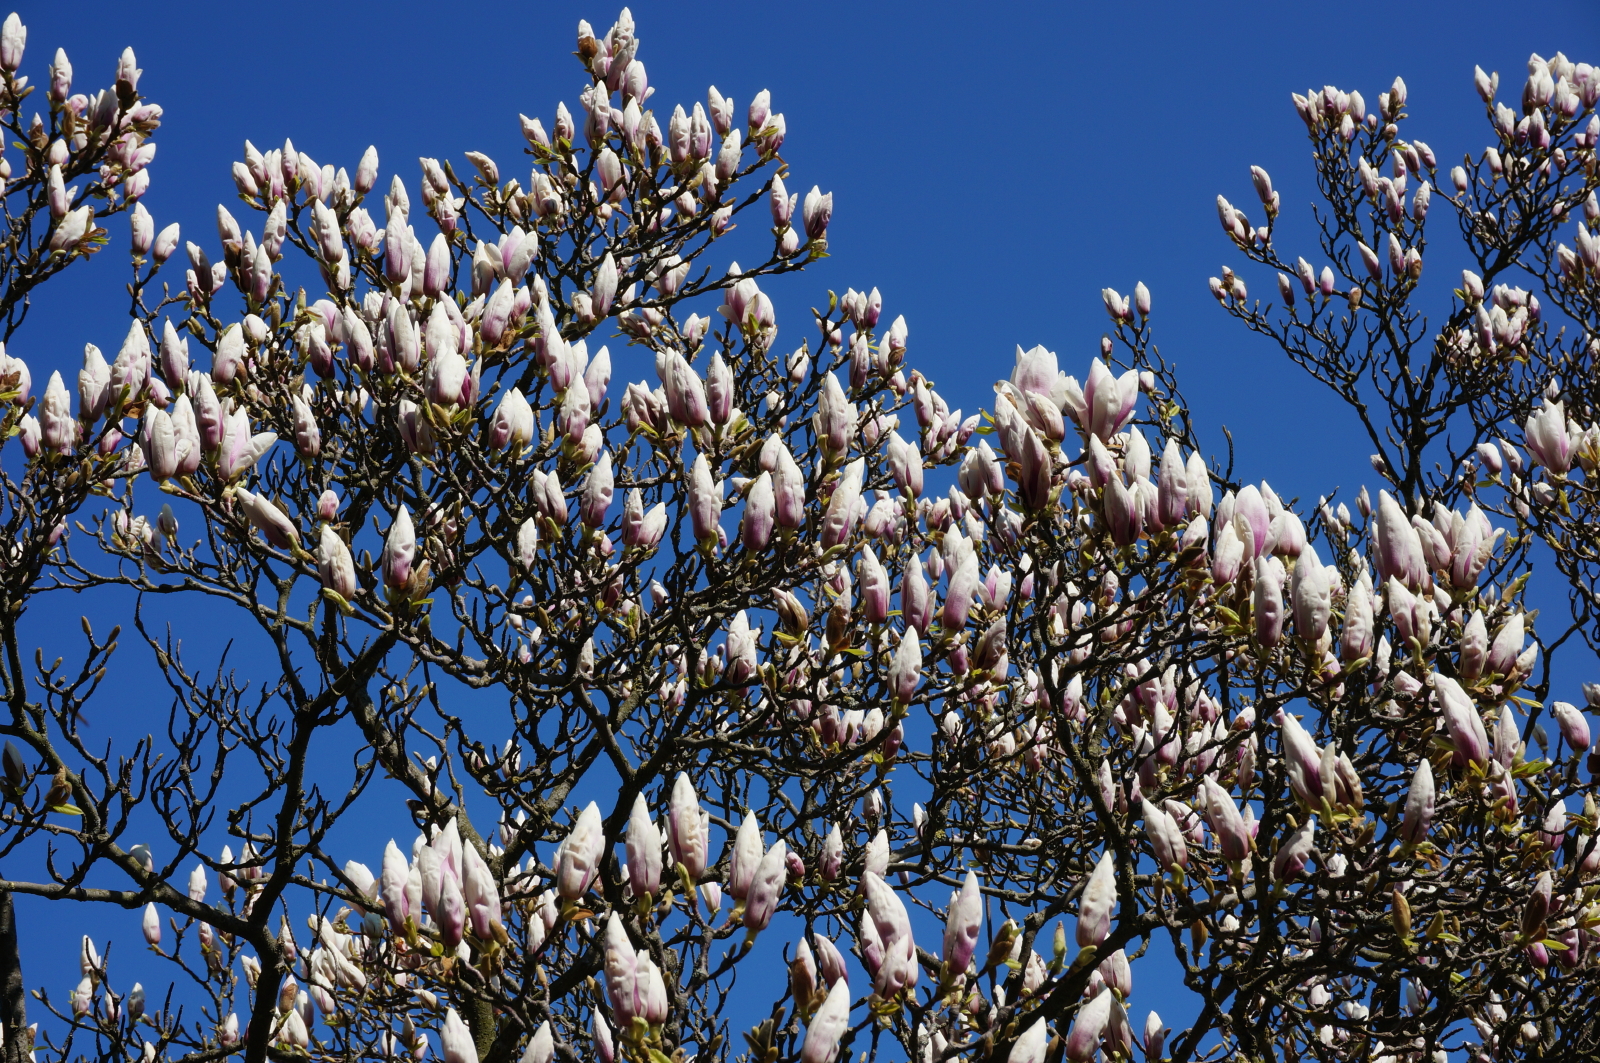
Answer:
10 0 1600 1044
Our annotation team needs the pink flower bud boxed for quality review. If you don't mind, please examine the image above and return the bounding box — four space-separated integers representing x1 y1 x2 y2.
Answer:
1083 359 1138 441
899 554 932 635
686 454 722 544
1280 712 1325 806
580 452 615 528
1374 491 1425 588
1075 851 1117 948
661 351 709 427
1008 1020 1049 1063
490 387 534 451
603 914 637 1023
743 839 788 931
1524 398 1573 475
724 811 764 902
800 976 851 1063
941 870 982 973
802 187 832 242
1488 612 1525 677
523 1025 553 1063
235 489 299 550
740 471 775 551
1271 816 1316 882
859 545 890 622
436 867 466 948
380 840 410 932
0 14 24 74
440 1008 477 1063
702 351 734 426
1252 555 1286 646
766 439 806 529
316 526 357 599
1553 701 1591 752
590 1013 613 1063
1065 988 1113 1062
820 460 864 550
1200 775 1250 862
1433 674 1489 767
461 843 502 943
889 628 921 705
16 413 39 456
554 801 604 899
1140 798 1188 871
623 793 662 898
382 507 416 589
1522 870 1553 940
668 773 709 879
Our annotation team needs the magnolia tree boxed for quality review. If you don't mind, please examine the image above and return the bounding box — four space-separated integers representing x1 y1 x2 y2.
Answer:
0 10 1596 1063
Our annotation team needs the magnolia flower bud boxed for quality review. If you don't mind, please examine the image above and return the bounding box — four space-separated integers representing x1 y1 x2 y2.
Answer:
800 976 851 1063
436 867 466 948
1075 851 1116 948
1524 399 1573 475
1281 712 1324 806
1340 577 1374 662
1271 816 1317 882
1374 491 1424 589
943 553 980 632
462 843 503 944
740 471 775 551
581 452 615 528
889 628 921 705
0 14 24 73
491 387 534 451
380 840 410 933
668 773 708 879
1434 674 1489 767
1065 988 1113 1062
591 253 619 317
1140 798 1188 871
1488 612 1525 677
440 1008 478 1063
1290 544 1331 645
316 526 357 600
1552 701 1591 752
862 872 917 996
1200 775 1250 862
1522 870 1553 940
728 812 764 901
661 351 709 427
235 489 299 550
802 187 832 242
1398 758 1435 847
743 839 788 931
382 507 416 589
521 1024 553 1063
942 870 983 973
686 453 722 544
625 793 662 898
1009 1020 1049 1063
1253 555 1286 647
554 801 604 899
820 460 864 550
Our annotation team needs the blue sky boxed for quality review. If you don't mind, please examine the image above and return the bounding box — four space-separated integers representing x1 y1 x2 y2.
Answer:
9 0 1600 1047
14 0 1599 498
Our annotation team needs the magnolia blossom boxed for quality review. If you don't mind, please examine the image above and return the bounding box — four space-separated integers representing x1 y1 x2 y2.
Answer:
1 19 1594 1063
